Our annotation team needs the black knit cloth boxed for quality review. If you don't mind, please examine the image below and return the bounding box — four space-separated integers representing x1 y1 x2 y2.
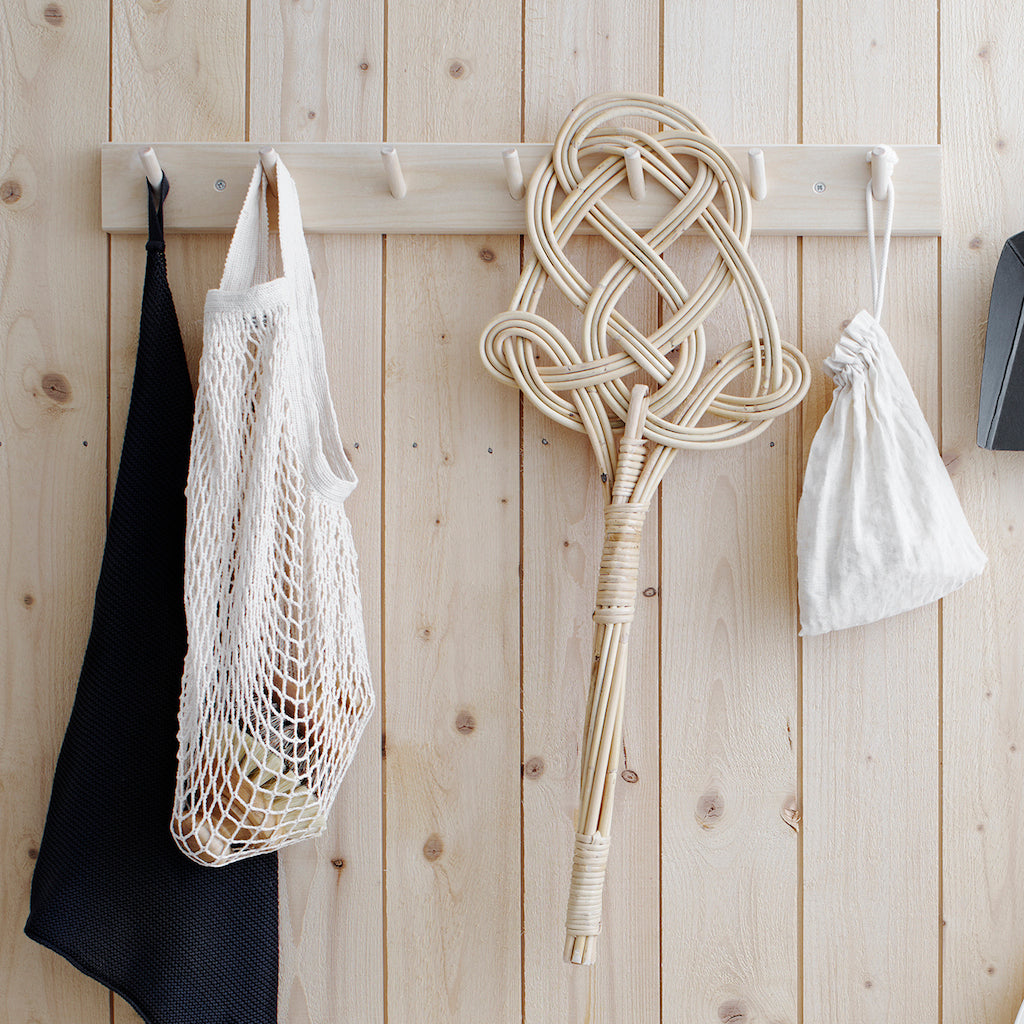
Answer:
25 176 279 1024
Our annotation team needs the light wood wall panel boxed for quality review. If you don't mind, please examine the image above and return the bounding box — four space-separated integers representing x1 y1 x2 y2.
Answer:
108 3 248 1023
941 4 1024 1023
521 5 661 1023
12 2 1024 1023
802 3 941 1022
383 3 522 1024
0 1 113 1022
249 2 385 1022
661 4 800 1022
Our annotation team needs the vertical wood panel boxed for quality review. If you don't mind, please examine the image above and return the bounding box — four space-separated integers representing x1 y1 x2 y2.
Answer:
249 2 385 1021
661 4 800 1021
383 4 521 1023
108 2 247 1021
941 4 1024 1023
520 7 661 1023
0 1 112 1022
802 4 940 1022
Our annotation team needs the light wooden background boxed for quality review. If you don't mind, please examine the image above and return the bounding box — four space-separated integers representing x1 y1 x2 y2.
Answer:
2 1 1022 1022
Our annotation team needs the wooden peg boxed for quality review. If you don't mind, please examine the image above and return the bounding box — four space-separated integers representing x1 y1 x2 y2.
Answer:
867 145 898 201
748 148 768 201
381 146 407 199
138 146 163 190
624 146 645 201
259 147 279 193
502 147 525 200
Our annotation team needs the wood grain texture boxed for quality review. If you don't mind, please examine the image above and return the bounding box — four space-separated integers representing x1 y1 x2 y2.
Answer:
801 2 941 1022
108 2 246 1022
249 1 385 1021
520 2 661 1020
383 2 522 1022
0 1 112 1022
941 4 1024 1023
661 3 800 1021
108 0 246 505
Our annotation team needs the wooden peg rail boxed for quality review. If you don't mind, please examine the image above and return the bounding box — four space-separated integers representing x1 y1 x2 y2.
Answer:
101 142 942 236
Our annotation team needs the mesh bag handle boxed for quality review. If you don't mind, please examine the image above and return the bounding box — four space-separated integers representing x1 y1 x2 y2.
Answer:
220 161 356 504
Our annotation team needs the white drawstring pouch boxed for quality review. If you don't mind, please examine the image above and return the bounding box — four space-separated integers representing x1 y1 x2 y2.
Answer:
797 181 986 636
172 158 375 865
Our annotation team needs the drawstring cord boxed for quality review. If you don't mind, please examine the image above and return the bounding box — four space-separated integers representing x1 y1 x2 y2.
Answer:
866 178 895 322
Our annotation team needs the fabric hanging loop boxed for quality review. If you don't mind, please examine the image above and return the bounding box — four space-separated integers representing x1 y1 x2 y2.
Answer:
866 179 895 321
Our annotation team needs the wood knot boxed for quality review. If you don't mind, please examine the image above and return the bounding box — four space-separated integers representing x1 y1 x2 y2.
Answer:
479 248 496 263
1 180 23 204
22 593 34 607
978 43 992 61
448 59 467 78
524 756 545 779
41 373 71 404
642 586 657 598
331 857 345 870
455 709 476 734
423 833 444 861
969 236 983 250
307 110 317 120
781 796 801 832
987 964 996 975
27 846 38 860
718 1000 747 1023
358 61 370 71
416 626 432 641
864 979 873 988
696 790 723 827
43 3 64 25
620 769 639 784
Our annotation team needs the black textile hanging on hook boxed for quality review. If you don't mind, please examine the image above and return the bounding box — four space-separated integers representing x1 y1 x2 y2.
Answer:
24 175 279 1024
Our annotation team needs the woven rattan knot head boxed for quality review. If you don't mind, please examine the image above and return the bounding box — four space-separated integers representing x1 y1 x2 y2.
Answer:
479 91 810 966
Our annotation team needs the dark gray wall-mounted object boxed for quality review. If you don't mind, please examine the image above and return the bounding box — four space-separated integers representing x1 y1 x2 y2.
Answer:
979 231 1024 450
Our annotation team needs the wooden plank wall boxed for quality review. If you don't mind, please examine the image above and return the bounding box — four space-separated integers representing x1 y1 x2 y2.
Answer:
3 2 1024 1023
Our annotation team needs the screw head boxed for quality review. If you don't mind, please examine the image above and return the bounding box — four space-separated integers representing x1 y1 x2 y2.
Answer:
215 179 227 191
813 181 826 194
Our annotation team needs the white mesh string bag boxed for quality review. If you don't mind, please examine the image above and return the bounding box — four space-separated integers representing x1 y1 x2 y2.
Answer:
172 159 375 865
797 180 986 636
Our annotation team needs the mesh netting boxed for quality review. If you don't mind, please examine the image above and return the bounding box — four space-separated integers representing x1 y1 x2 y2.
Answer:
172 161 374 866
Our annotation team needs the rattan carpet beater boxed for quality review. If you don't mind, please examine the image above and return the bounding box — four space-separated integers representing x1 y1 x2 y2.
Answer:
480 93 810 965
